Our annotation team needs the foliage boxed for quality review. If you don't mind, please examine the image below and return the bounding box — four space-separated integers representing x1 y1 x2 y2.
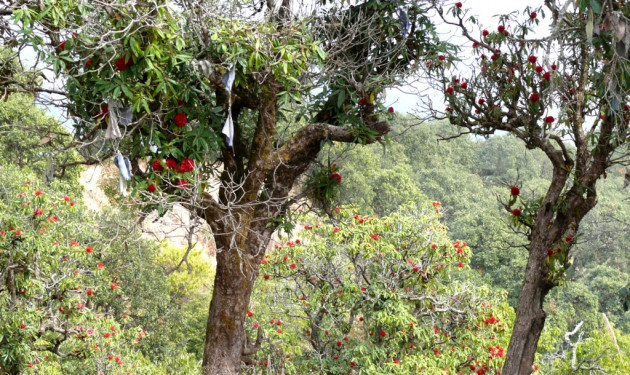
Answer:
246 205 513 374
0 164 202 374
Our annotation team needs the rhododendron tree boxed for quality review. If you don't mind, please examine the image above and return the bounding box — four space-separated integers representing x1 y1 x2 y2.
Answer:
4 0 451 373
429 0 630 373
0 167 152 374
246 205 513 374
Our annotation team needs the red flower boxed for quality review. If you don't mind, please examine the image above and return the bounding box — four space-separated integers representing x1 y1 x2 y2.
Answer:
153 159 164 171
177 99 184 107
87 289 93 296
491 54 498 61
147 184 156 193
59 41 66 50
529 93 540 102
379 330 386 337
445 87 454 94
86 246 93 253
535 66 543 73
350 362 356 367
110 282 118 290
551 63 557 70
176 179 189 188
497 25 505 32
33 208 43 216
370 234 379 240
542 72 551 81
104 332 110 338
35 190 43 196
115 56 128 71
177 158 195 173
438 55 445 61
166 158 177 170
174 113 188 127
85 59 93 68
511 186 520 196
472 42 479 48
336 341 342 347
97 262 104 269
455 2 462 8
458 262 463 267
512 208 522 216
530 12 537 19
482 30 489 37
388 106 394 113
478 98 485 105
358 98 367 106
460 82 468 89
528 55 537 64
289 263 296 269
330 172 342 184
544 116 554 124
247 311 253 317
19 323 26 329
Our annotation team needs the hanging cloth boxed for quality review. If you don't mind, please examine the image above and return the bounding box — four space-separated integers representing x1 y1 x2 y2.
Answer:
221 64 236 147
44 161 55 184
119 105 133 126
113 151 132 194
104 98 123 139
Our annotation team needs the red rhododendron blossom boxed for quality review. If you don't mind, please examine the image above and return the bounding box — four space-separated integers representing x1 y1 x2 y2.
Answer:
177 158 195 173
535 66 543 73
147 184 157 193
472 42 479 48
551 63 557 70
388 106 394 113
115 57 128 71
445 87 454 94
174 113 188 127
330 172 342 184
35 190 43 196
530 12 537 19
511 186 520 196
497 25 505 32
166 158 177 170
59 41 66 50
33 208 43 216
110 282 118 290
153 159 164 172
85 59 93 68
379 330 386 337
544 116 554 124
455 2 462 8
529 93 540 102
512 208 522 216
460 82 468 89
542 72 551 81
482 30 489 36
86 246 93 253
176 179 189 188
97 262 104 269
528 55 537 64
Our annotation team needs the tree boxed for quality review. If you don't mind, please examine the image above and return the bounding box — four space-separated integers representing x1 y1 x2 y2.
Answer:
3 1 449 373
247 205 513 374
430 1 630 373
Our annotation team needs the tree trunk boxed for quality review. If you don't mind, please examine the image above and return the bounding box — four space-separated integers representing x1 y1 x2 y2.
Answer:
502 241 552 374
201 240 265 375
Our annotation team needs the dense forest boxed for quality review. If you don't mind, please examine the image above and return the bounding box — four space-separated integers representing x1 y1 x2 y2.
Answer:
2 0 630 374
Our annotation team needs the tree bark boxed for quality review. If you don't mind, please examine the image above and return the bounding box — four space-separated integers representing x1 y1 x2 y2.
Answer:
201 237 265 375
502 240 552 375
